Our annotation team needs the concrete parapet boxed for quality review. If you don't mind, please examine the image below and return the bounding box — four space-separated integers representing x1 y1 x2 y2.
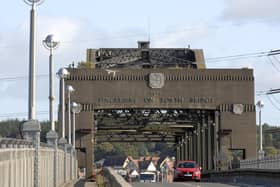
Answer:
103 167 132 187
0 138 33 148
0 138 78 187
0 148 35 187
203 169 280 187
240 154 280 169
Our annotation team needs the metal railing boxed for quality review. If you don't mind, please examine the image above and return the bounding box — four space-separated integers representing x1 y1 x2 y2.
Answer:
0 138 77 187
240 154 280 169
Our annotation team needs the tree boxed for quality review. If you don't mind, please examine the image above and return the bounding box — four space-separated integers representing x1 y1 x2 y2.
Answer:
113 143 139 158
272 131 280 149
264 146 278 157
40 121 51 142
0 119 55 143
264 133 273 147
0 119 22 138
99 142 114 152
137 143 149 156
95 142 115 161
77 61 95 69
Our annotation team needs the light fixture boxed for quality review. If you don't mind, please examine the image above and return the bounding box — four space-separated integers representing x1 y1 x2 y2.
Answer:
71 102 82 147
57 68 69 138
43 34 59 132
256 100 265 159
43 34 59 50
67 85 75 145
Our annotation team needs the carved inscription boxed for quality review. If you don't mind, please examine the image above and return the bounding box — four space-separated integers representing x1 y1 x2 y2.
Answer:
160 97 184 104
98 97 136 104
148 90 160 97
189 97 214 103
97 96 214 105
144 97 153 103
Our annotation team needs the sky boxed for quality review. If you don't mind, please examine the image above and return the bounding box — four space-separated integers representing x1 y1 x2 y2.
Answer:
0 0 280 126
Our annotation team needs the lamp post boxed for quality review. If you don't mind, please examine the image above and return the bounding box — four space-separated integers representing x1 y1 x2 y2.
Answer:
71 102 82 148
67 85 75 145
57 69 70 183
256 100 265 159
23 1 44 186
23 0 44 120
43 35 60 187
57 68 69 139
70 102 81 180
43 34 59 131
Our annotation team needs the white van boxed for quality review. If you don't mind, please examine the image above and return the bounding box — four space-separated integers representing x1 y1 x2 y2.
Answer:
140 171 156 182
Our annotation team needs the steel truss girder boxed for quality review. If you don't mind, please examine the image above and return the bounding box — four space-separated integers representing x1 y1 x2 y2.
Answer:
93 109 215 143
95 49 195 69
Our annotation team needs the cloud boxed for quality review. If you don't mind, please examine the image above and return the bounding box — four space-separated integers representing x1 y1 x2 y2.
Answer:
37 16 81 53
1 10 280 125
221 0 280 22
0 15 149 120
152 24 211 48
0 16 83 119
0 81 16 93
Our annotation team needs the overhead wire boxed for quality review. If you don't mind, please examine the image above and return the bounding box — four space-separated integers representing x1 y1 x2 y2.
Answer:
0 50 276 82
256 91 267 96
206 51 267 61
266 56 280 72
1 21 279 121
272 55 280 65
205 50 276 64
271 94 280 105
266 95 280 111
0 74 48 82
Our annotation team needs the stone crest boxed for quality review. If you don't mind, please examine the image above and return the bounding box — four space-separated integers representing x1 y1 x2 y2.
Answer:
149 73 165 88
233 104 244 115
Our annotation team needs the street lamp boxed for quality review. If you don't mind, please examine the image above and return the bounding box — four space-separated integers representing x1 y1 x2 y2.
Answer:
24 0 44 120
66 85 75 145
23 2 44 186
256 100 265 159
57 68 69 139
71 102 82 148
43 34 59 131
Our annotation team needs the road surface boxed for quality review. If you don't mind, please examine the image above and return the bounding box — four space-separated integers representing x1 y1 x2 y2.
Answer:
132 182 239 187
60 179 97 187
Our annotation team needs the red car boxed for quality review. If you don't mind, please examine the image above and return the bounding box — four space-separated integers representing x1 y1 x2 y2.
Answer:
173 160 201 182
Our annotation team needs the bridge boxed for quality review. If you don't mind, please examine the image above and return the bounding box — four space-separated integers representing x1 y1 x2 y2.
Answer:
1 139 279 187
1 42 280 187
65 41 257 176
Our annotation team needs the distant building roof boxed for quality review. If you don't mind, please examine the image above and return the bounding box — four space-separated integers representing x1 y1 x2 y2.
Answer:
138 160 151 170
130 170 139 176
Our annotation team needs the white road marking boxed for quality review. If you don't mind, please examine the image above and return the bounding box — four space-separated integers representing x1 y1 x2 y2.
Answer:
178 182 201 187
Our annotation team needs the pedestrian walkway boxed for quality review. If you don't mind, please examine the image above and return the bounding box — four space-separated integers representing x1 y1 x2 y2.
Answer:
60 179 97 187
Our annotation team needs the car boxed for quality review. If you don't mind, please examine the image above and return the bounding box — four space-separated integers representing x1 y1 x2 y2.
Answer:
173 160 201 182
140 171 156 182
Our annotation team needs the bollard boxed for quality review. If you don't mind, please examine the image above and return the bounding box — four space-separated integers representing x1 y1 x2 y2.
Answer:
46 130 58 187
22 120 41 187
58 138 67 183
